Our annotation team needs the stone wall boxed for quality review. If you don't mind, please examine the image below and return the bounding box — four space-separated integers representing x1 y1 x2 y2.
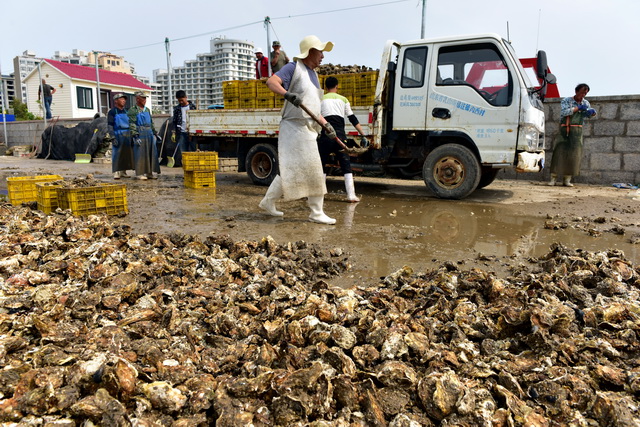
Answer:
1 97 638 185
502 95 640 185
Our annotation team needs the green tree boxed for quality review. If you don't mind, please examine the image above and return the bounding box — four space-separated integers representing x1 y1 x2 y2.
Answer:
10 99 38 121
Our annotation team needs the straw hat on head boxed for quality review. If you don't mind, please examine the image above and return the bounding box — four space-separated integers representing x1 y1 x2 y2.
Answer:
294 35 333 60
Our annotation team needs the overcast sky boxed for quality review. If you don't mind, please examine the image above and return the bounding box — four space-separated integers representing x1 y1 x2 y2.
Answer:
0 0 635 97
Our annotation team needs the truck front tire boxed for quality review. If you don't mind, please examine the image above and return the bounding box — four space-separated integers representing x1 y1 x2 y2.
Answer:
423 144 481 199
246 143 278 186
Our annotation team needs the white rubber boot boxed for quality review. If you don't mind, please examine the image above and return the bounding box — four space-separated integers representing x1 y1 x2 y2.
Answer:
259 175 284 216
307 196 336 224
344 173 360 202
548 173 556 186
563 175 574 187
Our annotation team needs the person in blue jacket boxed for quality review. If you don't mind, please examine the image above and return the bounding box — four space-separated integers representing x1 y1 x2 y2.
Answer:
128 91 160 180
107 93 134 179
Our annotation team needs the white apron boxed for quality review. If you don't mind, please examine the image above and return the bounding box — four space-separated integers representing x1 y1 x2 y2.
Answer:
278 60 327 201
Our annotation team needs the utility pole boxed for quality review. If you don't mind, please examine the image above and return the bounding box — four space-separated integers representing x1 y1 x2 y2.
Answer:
264 17 272 75
165 38 172 112
37 62 46 127
94 52 102 115
421 0 427 38
0 60 8 147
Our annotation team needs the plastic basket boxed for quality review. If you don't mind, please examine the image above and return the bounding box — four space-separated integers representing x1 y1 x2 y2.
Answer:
256 98 275 109
223 98 239 110
36 182 62 214
222 81 240 98
355 71 378 93
274 97 285 109
57 184 128 216
184 171 216 189
240 98 257 109
239 80 257 98
7 175 63 205
256 80 274 97
182 151 219 171
352 94 375 106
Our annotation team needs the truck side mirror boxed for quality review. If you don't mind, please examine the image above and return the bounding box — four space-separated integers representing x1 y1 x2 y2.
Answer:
536 50 548 79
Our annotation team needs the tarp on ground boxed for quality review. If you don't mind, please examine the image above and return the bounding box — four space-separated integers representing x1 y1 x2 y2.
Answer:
37 117 109 161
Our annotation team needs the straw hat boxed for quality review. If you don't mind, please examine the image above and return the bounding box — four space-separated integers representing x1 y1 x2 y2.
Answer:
294 35 333 60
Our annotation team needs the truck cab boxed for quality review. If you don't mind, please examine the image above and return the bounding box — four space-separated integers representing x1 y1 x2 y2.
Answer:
366 33 553 198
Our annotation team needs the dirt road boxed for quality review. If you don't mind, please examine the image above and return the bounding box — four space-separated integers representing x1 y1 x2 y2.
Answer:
2 156 638 286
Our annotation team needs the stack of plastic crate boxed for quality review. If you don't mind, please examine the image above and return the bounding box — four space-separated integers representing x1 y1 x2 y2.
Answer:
182 151 219 188
239 80 257 109
353 71 378 106
256 79 275 108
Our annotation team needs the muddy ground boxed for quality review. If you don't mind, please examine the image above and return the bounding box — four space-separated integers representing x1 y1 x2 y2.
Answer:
1 156 639 287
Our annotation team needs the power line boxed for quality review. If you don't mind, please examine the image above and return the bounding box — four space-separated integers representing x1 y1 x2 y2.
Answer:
109 0 409 53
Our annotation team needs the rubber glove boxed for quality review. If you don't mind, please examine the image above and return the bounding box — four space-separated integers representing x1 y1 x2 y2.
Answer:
360 136 370 148
134 136 142 146
284 92 302 107
577 104 588 112
323 123 337 140
587 108 596 117
171 131 176 143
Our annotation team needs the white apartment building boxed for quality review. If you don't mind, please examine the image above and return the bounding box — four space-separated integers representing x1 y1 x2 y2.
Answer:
154 37 255 112
13 51 43 102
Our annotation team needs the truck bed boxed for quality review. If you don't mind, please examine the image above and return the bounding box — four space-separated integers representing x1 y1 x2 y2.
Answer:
188 107 373 137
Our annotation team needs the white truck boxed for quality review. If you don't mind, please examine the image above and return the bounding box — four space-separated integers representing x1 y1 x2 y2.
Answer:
188 33 556 199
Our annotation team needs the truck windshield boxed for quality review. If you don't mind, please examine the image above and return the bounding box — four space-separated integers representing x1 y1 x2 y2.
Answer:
436 43 512 107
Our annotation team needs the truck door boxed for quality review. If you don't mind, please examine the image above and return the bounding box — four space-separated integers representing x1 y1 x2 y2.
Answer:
392 46 429 130
427 42 520 164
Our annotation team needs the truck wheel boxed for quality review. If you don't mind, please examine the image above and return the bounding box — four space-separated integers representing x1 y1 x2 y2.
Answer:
477 167 499 189
422 144 481 199
246 143 278 186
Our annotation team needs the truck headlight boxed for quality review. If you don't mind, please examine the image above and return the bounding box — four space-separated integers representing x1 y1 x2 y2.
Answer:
521 124 543 150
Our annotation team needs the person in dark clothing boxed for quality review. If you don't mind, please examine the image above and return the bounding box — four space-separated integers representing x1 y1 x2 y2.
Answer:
318 76 369 202
172 90 197 161
38 79 56 119
107 93 134 179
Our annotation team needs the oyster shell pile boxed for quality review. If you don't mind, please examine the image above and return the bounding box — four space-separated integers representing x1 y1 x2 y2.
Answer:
1 203 640 425
317 64 374 75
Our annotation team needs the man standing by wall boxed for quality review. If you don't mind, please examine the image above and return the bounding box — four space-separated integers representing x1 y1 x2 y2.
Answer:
270 41 289 74
172 90 197 164
38 79 56 119
108 93 134 179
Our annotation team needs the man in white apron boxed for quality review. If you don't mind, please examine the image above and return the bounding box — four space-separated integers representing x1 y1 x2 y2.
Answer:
260 35 338 225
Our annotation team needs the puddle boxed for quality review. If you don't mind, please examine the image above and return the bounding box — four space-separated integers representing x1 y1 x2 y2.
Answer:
121 175 639 287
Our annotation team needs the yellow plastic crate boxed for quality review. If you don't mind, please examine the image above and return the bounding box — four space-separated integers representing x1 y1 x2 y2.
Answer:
355 71 378 93
184 171 216 189
240 98 257 109
7 175 63 205
256 98 275 109
352 94 375 106
223 98 239 110
182 151 219 171
256 80 274 98
239 80 257 98
36 182 62 214
57 183 128 216
222 81 240 98
274 97 285 109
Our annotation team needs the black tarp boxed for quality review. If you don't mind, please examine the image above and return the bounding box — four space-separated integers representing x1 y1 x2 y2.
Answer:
38 117 109 161
36 116 184 165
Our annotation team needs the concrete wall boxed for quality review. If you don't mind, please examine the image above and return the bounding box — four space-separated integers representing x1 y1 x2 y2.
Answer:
1 95 638 186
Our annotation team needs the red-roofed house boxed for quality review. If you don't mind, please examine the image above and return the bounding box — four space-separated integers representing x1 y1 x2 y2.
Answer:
24 59 152 119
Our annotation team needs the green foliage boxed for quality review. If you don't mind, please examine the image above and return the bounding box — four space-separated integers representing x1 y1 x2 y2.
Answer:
10 99 38 121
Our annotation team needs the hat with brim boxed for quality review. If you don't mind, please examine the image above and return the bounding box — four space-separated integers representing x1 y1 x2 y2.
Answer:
293 35 333 61
133 91 147 98
112 93 126 101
